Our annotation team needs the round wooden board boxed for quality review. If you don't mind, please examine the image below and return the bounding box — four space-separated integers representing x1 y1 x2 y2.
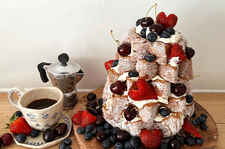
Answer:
73 87 218 149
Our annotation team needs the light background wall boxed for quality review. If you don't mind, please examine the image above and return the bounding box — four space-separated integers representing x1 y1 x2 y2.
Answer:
0 0 225 92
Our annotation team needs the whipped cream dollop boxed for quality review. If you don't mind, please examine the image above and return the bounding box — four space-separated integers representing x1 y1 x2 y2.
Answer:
135 25 181 44
168 57 179 67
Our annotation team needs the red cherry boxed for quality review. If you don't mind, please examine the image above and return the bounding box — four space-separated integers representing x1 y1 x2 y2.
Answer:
55 123 67 136
115 130 129 142
185 47 195 59
171 83 186 96
150 23 164 35
110 81 126 95
117 43 131 57
95 131 106 142
140 17 154 27
1 133 13 146
124 105 137 121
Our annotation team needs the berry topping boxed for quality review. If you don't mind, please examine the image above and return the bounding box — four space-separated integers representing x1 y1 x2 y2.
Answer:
186 94 194 103
63 138 72 146
115 129 129 142
86 100 97 111
156 12 178 30
184 136 195 146
124 105 137 121
95 115 105 126
92 105 103 116
110 80 126 95
30 129 40 138
114 142 124 149
169 43 187 63
140 17 154 27
102 139 111 148
16 134 26 143
87 92 97 101
85 125 94 132
195 137 204 145
104 60 115 71
168 138 181 149
171 83 187 96
160 31 171 38
1 133 13 146
55 123 67 136
72 110 84 125
200 123 208 130
159 108 170 117
112 60 119 67
81 110 97 128
77 127 85 134
140 28 147 38
117 43 131 57
128 79 157 101
43 128 56 142
140 129 162 149
128 70 139 77
173 134 184 145
147 32 158 42
144 54 156 62
136 19 141 26
150 23 164 35
200 113 208 119
84 132 93 140
95 131 106 142
165 27 175 35
182 119 201 138
185 47 195 59
98 98 103 105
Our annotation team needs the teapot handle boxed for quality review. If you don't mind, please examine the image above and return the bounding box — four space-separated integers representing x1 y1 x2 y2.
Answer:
37 62 51 83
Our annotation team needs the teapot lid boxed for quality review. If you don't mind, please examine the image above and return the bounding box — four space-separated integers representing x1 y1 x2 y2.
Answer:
48 53 81 75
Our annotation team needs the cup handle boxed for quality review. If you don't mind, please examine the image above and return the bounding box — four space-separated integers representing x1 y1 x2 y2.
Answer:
7 86 26 109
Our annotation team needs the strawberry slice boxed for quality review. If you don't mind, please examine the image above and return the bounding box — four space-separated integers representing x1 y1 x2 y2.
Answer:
128 79 157 101
157 11 178 30
182 119 201 138
104 60 115 71
72 110 84 125
168 43 186 63
140 129 162 149
81 110 97 128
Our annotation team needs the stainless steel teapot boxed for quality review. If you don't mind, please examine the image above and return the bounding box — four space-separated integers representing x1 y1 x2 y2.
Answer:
37 53 84 110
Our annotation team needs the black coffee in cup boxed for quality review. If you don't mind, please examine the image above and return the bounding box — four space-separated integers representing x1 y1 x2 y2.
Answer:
26 98 57 110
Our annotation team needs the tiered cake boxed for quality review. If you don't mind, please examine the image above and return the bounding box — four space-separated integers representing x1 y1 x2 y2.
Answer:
102 10 195 138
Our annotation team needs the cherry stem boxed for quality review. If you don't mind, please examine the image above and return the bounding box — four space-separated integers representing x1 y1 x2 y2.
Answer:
108 63 115 85
145 3 157 20
52 113 65 130
120 112 123 130
155 3 157 24
111 30 120 46
180 75 200 87
82 106 94 111
130 107 137 112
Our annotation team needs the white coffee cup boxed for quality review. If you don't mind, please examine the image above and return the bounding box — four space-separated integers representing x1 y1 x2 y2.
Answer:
8 86 64 131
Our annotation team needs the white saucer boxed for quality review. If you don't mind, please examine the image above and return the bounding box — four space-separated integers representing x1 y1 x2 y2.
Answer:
13 114 72 148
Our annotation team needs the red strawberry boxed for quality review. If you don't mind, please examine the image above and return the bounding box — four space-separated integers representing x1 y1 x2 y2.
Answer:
128 79 157 101
81 110 97 128
140 129 162 149
168 43 186 63
182 119 201 138
157 11 178 30
104 60 115 71
7 116 32 135
72 110 84 125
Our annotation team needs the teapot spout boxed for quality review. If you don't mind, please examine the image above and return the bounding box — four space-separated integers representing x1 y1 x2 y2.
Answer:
76 69 84 84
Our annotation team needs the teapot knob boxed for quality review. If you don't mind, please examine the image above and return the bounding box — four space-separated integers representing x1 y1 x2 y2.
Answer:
58 53 69 65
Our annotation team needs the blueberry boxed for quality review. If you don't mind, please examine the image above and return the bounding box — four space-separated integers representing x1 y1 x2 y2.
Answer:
200 123 208 130
191 111 196 117
129 137 139 148
144 54 156 62
200 113 208 119
102 139 111 148
195 137 204 145
189 120 197 127
109 135 117 144
185 136 195 145
104 129 112 137
140 28 147 38
173 134 184 145
65 147 72 149
98 98 103 105
124 140 132 148
165 27 175 35
87 92 96 101
147 32 158 42
16 134 26 143
112 128 120 136
30 129 40 138
186 94 193 103
96 126 104 132
84 132 93 140
112 60 119 67
128 71 139 77
195 118 201 126
63 138 72 146
197 116 206 124
91 130 97 136
103 122 112 130
85 125 94 132
136 19 141 26
14 111 23 117
159 108 170 117
160 31 171 38
114 142 124 149
59 143 67 149
77 127 85 134
159 142 169 149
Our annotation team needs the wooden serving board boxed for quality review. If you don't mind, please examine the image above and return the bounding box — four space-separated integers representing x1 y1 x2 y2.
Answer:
73 87 218 149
